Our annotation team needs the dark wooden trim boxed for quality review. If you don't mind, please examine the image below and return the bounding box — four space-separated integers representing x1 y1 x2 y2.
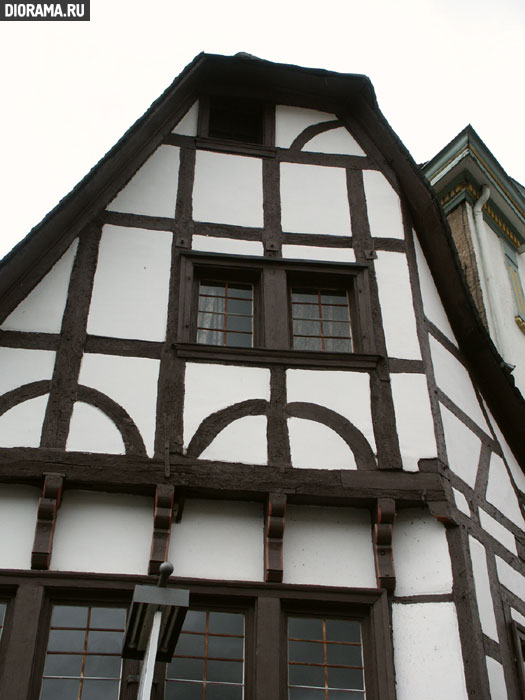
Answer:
0 451 447 504
262 158 282 255
0 581 46 699
277 148 372 170
0 330 59 351
388 358 425 373
0 380 50 417
186 399 268 458
196 136 276 159
194 221 263 241
85 335 163 359
267 368 291 468
373 238 407 253
254 596 281 700
31 473 63 570
148 484 175 575
286 401 376 470
289 119 341 150
392 593 455 604
40 223 101 449
427 319 464 363
265 493 286 583
103 210 176 232
437 390 497 446
373 498 396 591
281 232 353 247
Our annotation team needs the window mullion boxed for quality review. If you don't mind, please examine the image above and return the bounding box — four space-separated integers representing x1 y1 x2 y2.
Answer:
262 268 289 349
254 597 282 700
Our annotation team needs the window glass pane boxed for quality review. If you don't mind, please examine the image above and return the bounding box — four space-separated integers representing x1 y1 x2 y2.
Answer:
289 688 325 700
288 617 364 698
198 281 253 348
40 605 125 700
168 610 245 697
291 287 352 353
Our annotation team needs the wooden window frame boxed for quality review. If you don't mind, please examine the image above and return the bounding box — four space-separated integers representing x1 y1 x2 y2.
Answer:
511 620 525 697
178 252 377 368
0 574 394 700
196 95 276 158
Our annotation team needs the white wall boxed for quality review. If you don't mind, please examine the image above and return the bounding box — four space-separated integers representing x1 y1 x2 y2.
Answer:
107 145 180 218
172 101 198 136
1 239 78 334
66 401 125 454
87 225 172 342
193 151 263 228
275 106 336 148
486 452 525 530
392 602 468 700
0 347 55 397
363 170 404 239
200 415 267 465
303 127 366 156
168 499 264 581
0 394 49 448
469 536 499 640
281 244 356 263
192 235 263 256
283 505 376 587
374 252 421 360
0 485 39 569
280 162 351 236
51 490 153 574
393 509 453 595
288 418 357 470
440 404 481 487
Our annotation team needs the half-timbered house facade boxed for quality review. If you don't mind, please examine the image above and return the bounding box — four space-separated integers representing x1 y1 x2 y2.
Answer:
0 53 523 700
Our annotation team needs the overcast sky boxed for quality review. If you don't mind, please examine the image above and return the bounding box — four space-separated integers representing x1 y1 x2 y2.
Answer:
0 0 524 259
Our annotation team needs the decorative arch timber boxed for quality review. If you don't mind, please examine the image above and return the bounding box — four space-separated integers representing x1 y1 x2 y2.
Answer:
0 382 146 456
186 398 376 470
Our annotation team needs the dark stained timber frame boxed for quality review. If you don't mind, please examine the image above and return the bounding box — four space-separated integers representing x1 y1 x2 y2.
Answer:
0 572 394 700
177 252 376 360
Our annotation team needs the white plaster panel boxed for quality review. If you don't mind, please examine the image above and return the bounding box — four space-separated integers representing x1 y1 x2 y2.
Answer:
172 101 198 136
78 353 160 456
1 239 78 334
429 336 490 432
452 488 471 517
484 402 525 493
283 505 376 587
0 394 48 448
281 244 356 263
193 151 263 228
200 415 267 465
486 657 508 700
375 252 421 360
413 233 457 345
393 509 453 595
303 127 366 156
280 163 351 236
0 347 55 396
390 374 437 471
192 235 263 256
0 485 39 569
469 536 499 640
87 225 172 342
286 369 375 450
363 170 404 239
288 418 357 470
486 453 525 530
184 363 270 448
479 508 517 554
66 401 125 455
51 491 153 574
496 556 525 600
168 499 264 581
440 404 481 487
107 145 180 217
275 105 335 148
511 608 525 627
392 603 468 700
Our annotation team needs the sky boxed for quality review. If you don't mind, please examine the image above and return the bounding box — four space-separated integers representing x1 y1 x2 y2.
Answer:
0 0 524 259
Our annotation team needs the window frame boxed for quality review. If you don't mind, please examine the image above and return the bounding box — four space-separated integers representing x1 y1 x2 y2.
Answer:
178 252 377 367
511 620 525 697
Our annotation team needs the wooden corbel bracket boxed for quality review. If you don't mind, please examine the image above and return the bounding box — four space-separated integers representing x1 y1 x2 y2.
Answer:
31 473 64 570
148 484 176 575
373 497 396 592
265 493 287 583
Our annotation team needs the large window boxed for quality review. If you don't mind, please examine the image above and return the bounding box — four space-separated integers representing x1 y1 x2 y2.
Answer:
178 254 374 359
40 604 126 700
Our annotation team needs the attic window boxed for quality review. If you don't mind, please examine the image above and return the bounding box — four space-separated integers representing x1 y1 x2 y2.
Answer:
207 96 265 145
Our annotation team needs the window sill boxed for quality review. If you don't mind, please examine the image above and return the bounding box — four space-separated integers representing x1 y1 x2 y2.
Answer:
175 342 381 370
195 136 276 159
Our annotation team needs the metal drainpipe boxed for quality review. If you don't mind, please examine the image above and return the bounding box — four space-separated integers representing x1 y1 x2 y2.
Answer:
472 184 502 349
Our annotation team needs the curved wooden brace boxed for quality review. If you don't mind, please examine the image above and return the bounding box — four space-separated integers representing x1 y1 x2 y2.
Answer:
0 380 51 416
289 119 341 151
0 381 146 456
186 399 269 458
75 385 147 456
286 401 376 470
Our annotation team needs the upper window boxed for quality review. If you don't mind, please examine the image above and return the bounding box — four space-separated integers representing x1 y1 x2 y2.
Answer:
291 288 353 353
208 96 265 145
179 254 374 358
39 604 126 700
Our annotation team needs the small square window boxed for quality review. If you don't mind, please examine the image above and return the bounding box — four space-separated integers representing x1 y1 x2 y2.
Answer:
291 287 353 353
197 281 254 348
208 96 265 145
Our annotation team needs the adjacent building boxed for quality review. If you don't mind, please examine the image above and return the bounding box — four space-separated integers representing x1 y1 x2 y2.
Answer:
0 53 523 700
